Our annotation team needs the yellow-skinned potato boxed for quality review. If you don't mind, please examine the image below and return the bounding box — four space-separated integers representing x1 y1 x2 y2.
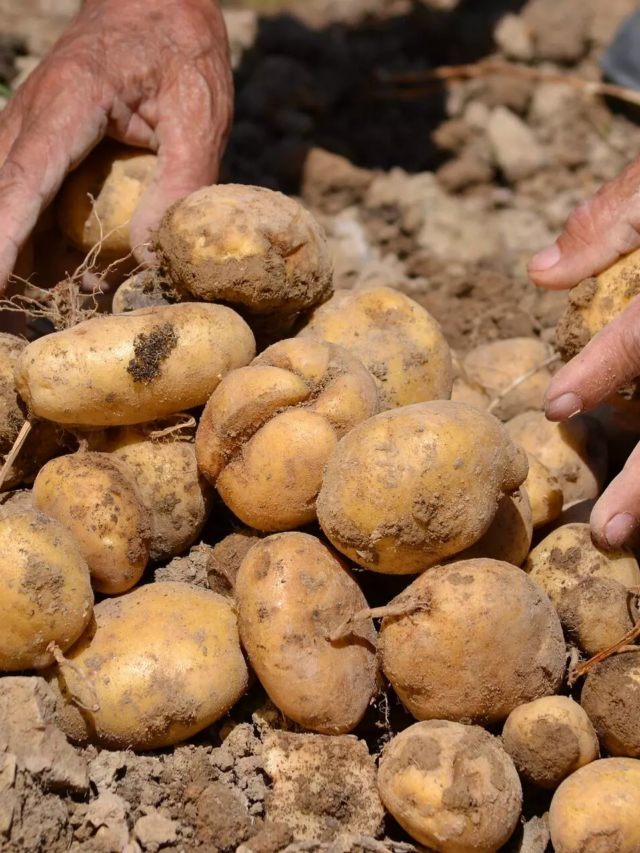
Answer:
557 576 635 656
46 583 249 750
0 510 93 671
196 338 379 531
505 410 607 504
15 303 256 427
549 758 640 853
502 696 599 788
56 141 157 258
581 655 640 758
155 184 333 315
524 452 564 528
297 287 453 410
450 350 491 409
453 488 532 566
378 559 565 724
317 401 528 574
111 270 173 314
378 720 522 853
235 533 377 735
33 452 151 595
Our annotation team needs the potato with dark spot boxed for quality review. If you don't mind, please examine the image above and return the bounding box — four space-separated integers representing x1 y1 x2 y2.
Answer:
317 401 528 574
235 532 378 735
46 582 249 750
378 559 565 724
581 654 640 758
453 488 532 567
111 270 174 314
33 452 151 594
0 510 93 671
523 452 564 528
378 720 522 853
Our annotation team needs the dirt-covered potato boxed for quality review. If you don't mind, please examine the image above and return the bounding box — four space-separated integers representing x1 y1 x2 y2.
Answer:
111 270 174 314
502 696 599 788
297 287 453 410
33 453 151 595
558 577 635 656
506 410 607 504
0 510 93 671
197 338 378 531
46 582 249 750
378 559 565 724
524 452 564 528
317 401 528 574
549 758 640 853
581 654 640 758
0 488 33 520
453 488 532 566
235 532 378 734
15 303 256 427
56 141 156 258
378 720 522 853
155 184 333 316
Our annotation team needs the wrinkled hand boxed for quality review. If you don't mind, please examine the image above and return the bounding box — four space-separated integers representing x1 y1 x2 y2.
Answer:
0 0 232 286
528 156 640 550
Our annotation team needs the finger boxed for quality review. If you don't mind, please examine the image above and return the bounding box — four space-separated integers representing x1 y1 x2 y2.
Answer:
528 156 640 290
591 440 640 549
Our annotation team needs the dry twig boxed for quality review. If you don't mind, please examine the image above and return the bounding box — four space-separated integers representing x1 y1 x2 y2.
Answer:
569 595 640 683
0 420 31 491
329 598 429 643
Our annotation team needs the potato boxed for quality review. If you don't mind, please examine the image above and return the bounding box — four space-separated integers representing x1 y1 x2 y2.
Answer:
317 401 528 574
378 720 522 853
523 452 564 528
378 559 565 724
111 270 174 314
0 510 93 671
197 338 378 531
0 488 33 520
56 141 156 258
297 287 453 410
15 303 256 427
453 488 532 566
549 758 640 853
505 410 607 503
450 375 491 409
557 576 635 656
46 582 249 750
33 452 151 595
581 654 640 758
235 532 378 734
155 184 333 315
502 696 599 788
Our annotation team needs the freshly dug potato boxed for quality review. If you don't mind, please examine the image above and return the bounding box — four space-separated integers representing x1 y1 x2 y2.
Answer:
506 410 607 503
208 529 264 596
15 303 256 427
46 582 249 750
581 654 640 758
297 287 453 410
378 559 565 724
378 720 522 853
155 184 333 315
549 758 640 853
0 510 93 671
33 452 151 595
197 338 378 531
453 488 532 566
317 401 528 574
558 576 635 656
111 270 174 314
524 452 564 528
56 141 156 258
450 375 491 409
0 488 33 520
502 696 599 788
235 532 378 734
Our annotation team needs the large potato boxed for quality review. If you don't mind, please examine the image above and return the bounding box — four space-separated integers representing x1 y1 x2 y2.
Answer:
0 510 93 671
378 720 522 853
196 338 378 531
33 452 151 594
235 532 378 734
46 582 249 750
581 654 640 758
15 303 256 427
317 401 528 574
378 559 565 724
453 488 532 566
155 184 333 315
297 287 453 410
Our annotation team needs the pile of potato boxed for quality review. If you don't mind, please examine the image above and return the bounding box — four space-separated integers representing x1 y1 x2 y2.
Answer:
3 142 640 853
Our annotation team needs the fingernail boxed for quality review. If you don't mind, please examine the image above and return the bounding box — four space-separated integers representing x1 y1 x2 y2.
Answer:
529 244 561 272
545 392 583 420
604 513 638 549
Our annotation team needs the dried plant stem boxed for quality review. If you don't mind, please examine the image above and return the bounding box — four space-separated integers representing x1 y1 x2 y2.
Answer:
0 420 31 490
570 618 640 684
329 599 429 643
148 414 197 441
47 642 100 713
487 354 561 415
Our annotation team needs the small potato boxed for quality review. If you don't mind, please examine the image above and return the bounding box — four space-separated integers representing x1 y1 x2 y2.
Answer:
197 338 379 531
155 184 333 315
378 720 522 853
523 452 564 528
111 270 174 314
317 401 528 574
235 532 378 735
46 582 249 750
549 758 640 853
0 510 93 671
557 576 635 656
505 410 607 503
56 141 156 258
502 696 599 788
297 287 453 410
581 654 640 758
33 452 151 595
15 303 256 427
378 559 565 724
453 488 532 567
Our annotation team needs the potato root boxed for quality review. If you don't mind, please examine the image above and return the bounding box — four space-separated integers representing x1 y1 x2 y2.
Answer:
581 654 640 758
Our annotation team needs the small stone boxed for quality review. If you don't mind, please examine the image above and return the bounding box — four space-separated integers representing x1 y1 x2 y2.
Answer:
302 148 373 214
85 792 129 851
529 82 580 127
89 751 127 792
210 747 235 772
196 783 254 850
487 107 545 182
494 14 534 61
134 809 178 851
523 0 590 63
